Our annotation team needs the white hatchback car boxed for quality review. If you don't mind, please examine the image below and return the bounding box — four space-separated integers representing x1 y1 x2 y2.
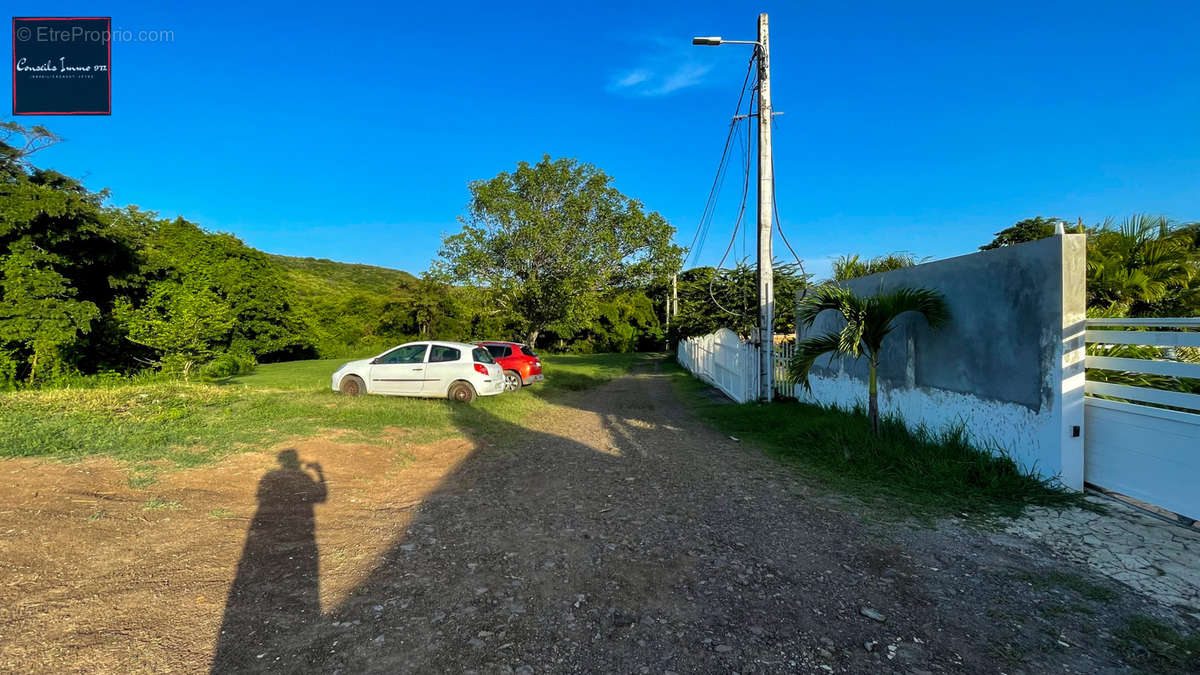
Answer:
331 341 505 402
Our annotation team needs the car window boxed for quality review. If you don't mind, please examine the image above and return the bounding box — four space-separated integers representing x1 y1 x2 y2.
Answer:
472 347 495 364
521 345 537 357
428 346 460 363
485 344 507 359
377 344 427 364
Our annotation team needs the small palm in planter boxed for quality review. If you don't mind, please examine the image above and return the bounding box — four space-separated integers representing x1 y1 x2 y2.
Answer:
786 285 950 434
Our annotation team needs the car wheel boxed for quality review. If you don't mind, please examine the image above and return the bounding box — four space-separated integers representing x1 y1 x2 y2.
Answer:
503 370 522 392
447 381 477 403
339 375 365 396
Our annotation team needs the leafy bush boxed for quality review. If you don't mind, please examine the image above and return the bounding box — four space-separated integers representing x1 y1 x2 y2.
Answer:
0 350 19 390
565 340 597 354
198 352 257 380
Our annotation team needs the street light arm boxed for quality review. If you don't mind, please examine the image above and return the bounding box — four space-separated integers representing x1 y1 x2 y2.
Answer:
691 36 761 48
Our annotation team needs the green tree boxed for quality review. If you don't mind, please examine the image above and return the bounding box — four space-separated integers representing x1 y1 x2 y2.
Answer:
0 242 100 384
669 260 809 341
114 280 235 380
786 285 950 434
1 163 142 374
0 121 60 177
433 156 681 347
551 290 662 353
1087 214 1197 316
979 216 1083 250
830 253 920 281
139 217 310 361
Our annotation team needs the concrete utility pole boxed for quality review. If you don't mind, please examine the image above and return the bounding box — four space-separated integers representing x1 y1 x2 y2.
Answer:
693 12 776 402
755 13 774 402
671 273 679 319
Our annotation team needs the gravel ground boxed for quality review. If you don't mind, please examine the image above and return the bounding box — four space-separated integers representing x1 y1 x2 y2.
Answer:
216 361 1195 674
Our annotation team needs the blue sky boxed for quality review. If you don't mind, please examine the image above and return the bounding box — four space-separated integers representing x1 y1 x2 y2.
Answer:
6 1 1199 280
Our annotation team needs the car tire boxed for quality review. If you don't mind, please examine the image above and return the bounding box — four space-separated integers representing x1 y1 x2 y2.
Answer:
339 375 365 396
503 370 522 392
447 381 477 403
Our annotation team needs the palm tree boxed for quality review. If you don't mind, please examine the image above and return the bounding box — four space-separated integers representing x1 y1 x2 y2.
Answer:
786 285 950 434
1087 214 1196 315
830 253 920 282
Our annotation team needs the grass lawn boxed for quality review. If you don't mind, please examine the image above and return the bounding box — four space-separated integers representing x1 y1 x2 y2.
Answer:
664 360 1087 518
0 353 652 468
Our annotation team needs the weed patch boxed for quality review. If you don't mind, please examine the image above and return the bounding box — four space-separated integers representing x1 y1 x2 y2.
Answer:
1014 570 1119 603
667 361 1089 518
1116 615 1200 672
142 498 183 511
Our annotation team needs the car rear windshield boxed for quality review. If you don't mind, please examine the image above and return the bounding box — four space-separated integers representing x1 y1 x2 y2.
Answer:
472 347 495 364
521 345 537 357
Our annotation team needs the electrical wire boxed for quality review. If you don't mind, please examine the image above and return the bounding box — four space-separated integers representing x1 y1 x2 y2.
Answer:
684 119 737 267
770 136 809 301
686 49 810 316
682 52 758 269
708 67 757 318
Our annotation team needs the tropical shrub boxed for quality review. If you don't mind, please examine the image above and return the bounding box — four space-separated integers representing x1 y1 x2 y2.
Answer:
786 285 950 434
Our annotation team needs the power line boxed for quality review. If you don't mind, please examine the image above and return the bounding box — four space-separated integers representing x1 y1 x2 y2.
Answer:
769 132 809 301
708 63 757 318
684 119 736 267
683 52 758 269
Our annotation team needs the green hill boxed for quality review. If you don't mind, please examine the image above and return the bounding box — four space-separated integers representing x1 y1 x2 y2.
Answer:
265 255 420 358
268 254 417 298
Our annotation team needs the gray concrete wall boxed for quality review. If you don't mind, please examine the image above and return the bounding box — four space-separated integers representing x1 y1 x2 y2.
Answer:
795 235 1086 487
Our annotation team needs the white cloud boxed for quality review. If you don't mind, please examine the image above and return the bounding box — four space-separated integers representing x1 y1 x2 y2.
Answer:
609 40 717 97
653 63 713 95
615 69 651 88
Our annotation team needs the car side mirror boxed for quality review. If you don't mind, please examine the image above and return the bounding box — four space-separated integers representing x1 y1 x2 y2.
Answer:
370 358 381 365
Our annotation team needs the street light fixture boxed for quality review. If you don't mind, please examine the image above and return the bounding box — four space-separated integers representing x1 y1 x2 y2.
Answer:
691 36 760 48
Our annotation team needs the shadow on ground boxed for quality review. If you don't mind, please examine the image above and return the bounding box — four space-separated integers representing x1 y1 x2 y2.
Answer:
212 450 327 672
211 367 678 672
208 361 1169 673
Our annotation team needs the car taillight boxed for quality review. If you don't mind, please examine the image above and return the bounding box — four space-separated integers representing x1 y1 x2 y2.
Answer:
474 363 489 375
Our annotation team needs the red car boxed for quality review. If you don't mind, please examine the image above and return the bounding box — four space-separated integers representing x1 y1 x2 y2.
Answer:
475 341 543 392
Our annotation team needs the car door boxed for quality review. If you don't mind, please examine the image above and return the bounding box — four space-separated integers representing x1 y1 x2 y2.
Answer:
421 345 464 395
368 343 429 394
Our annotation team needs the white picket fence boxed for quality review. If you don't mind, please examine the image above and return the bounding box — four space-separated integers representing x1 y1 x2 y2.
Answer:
774 340 797 399
676 328 759 403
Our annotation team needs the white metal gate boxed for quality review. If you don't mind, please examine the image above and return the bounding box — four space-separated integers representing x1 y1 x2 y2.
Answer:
676 328 759 403
1083 318 1200 520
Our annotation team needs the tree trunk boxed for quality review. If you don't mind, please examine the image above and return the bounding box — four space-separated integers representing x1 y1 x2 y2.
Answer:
525 329 540 348
27 350 39 386
868 360 879 434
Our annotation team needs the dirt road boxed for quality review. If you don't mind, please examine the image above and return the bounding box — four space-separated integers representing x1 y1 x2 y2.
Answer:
0 362 1189 673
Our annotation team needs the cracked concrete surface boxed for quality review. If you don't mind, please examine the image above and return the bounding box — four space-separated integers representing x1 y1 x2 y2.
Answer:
1003 494 1200 612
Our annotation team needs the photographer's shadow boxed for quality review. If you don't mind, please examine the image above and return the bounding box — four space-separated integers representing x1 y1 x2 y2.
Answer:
211 449 327 674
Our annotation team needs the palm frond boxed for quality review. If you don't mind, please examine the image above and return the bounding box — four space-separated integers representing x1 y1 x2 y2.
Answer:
796 285 852 328
873 287 951 329
784 331 844 391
